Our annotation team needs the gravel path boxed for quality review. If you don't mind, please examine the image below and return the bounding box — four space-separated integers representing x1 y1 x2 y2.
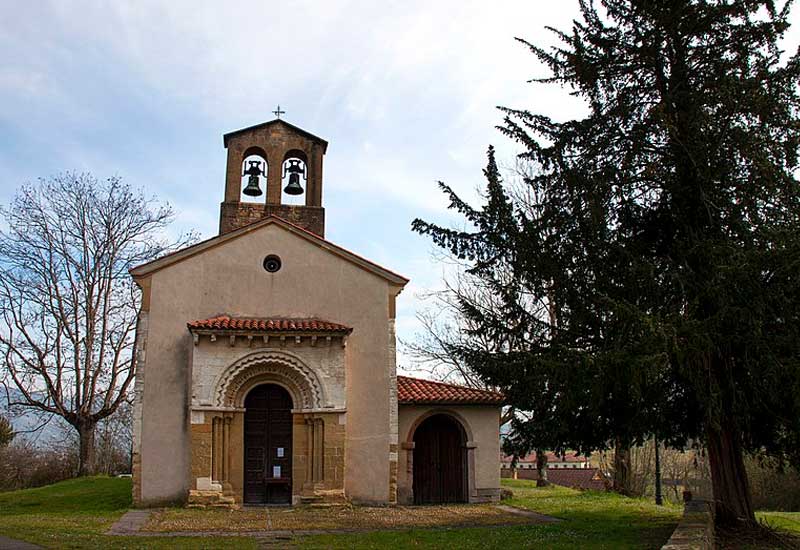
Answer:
106 509 152 535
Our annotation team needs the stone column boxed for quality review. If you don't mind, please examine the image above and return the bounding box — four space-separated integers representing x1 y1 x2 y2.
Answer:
305 417 314 486
266 152 282 205
466 441 477 502
223 416 232 485
211 417 220 483
313 417 324 482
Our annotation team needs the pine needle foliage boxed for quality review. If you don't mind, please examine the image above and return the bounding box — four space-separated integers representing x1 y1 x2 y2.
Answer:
413 0 800 525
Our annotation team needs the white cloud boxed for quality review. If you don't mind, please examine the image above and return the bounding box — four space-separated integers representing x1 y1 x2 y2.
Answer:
2 0 798 361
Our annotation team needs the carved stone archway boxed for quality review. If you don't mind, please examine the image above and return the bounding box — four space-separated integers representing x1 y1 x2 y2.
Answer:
200 350 330 503
212 350 326 410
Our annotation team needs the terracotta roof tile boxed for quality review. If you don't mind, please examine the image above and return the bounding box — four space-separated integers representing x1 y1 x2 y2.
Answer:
502 451 590 463
397 375 503 405
187 315 352 333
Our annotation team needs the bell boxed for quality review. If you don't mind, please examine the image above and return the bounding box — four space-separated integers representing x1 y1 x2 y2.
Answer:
284 173 303 195
242 160 264 197
243 175 262 196
283 159 305 195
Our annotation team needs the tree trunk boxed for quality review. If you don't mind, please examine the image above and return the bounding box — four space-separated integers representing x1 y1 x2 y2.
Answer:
654 438 663 506
613 439 631 496
706 422 755 526
76 421 96 477
536 448 549 487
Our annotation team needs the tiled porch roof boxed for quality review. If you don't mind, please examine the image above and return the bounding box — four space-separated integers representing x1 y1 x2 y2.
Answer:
187 315 352 334
397 375 504 406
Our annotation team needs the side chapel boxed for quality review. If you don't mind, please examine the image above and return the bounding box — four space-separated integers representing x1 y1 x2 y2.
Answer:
130 118 503 507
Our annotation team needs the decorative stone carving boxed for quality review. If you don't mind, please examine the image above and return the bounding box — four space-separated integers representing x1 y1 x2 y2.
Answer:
213 350 326 409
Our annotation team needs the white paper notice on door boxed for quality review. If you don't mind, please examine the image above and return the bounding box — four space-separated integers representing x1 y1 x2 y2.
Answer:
277 447 284 458
273 466 281 478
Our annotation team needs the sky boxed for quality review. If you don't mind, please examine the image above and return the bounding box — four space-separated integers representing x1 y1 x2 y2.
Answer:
1 1 798 375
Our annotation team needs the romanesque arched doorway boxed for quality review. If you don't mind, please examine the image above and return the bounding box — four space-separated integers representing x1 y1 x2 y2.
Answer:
243 384 293 505
412 414 467 504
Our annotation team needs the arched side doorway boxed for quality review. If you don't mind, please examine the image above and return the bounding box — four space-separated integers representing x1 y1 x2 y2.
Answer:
412 414 467 504
244 384 293 505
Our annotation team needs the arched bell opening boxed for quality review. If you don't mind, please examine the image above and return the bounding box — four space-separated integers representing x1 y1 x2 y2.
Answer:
280 149 308 205
243 383 293 505
412 413 468 504
240 147 268 203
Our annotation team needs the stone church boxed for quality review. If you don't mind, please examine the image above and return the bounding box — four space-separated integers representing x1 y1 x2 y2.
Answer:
130 118 503 507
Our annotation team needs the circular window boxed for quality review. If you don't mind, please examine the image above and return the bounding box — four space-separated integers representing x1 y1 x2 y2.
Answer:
263 255 282 273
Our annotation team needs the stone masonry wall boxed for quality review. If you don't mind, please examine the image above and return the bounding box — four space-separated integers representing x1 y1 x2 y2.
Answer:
387 318 399 503
661 499 715 550
131 311 148 506
189 408 345 504
219 202 325 237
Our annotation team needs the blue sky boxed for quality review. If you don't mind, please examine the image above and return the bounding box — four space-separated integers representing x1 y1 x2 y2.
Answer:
1 1 798 373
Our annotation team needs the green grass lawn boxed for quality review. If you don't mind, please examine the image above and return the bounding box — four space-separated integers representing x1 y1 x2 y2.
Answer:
302 480 682 549
0 477 257 549
758 510 800 534
1 476 793 549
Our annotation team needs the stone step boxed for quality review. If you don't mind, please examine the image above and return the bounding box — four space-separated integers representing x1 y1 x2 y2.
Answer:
300 489 349 506
187 489 237 508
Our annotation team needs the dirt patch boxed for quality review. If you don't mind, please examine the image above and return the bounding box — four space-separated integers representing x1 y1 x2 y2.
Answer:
143 503 548 533
716 523 800 549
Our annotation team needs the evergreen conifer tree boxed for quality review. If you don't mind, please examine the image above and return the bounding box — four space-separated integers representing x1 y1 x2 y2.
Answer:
413 0 800 525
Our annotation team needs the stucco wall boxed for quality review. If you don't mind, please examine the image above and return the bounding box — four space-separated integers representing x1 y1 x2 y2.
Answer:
135 222 400 505
396 404 501 504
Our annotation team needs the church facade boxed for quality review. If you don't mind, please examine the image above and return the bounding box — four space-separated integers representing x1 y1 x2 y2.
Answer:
130 119 503 507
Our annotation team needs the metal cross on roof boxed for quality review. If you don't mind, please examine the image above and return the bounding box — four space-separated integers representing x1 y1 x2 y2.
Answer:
273 105 285 119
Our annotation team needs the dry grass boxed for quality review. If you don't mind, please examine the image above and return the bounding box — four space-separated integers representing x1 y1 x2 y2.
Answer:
143 503 538 533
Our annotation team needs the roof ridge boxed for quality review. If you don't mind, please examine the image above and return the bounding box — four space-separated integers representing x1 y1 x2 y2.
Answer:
268 215 410 283
397 375 502 396
196 314 342 322
397 375 504 405
187 316 352 334
129 215 409 284
222 119 329 151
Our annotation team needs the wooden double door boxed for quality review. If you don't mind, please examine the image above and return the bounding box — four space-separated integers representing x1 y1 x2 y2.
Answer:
412 414 467 504
244 384 293 505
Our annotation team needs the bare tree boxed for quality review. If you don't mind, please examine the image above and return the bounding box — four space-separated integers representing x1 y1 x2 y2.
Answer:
0 173 192 475
404 267 520 387
0 414 13 447
95 401 133 475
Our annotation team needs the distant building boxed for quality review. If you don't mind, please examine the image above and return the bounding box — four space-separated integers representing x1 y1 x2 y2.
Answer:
501 451 591 470
500 451 607 491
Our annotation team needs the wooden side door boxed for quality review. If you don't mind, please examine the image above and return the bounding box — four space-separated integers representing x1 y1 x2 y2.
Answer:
413 414 466 504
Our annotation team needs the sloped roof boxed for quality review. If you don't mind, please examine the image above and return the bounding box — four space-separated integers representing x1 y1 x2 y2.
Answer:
188 315 351 334
397 375 504 405
502 451 590 464
129 215 408 285
223 118 328 152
